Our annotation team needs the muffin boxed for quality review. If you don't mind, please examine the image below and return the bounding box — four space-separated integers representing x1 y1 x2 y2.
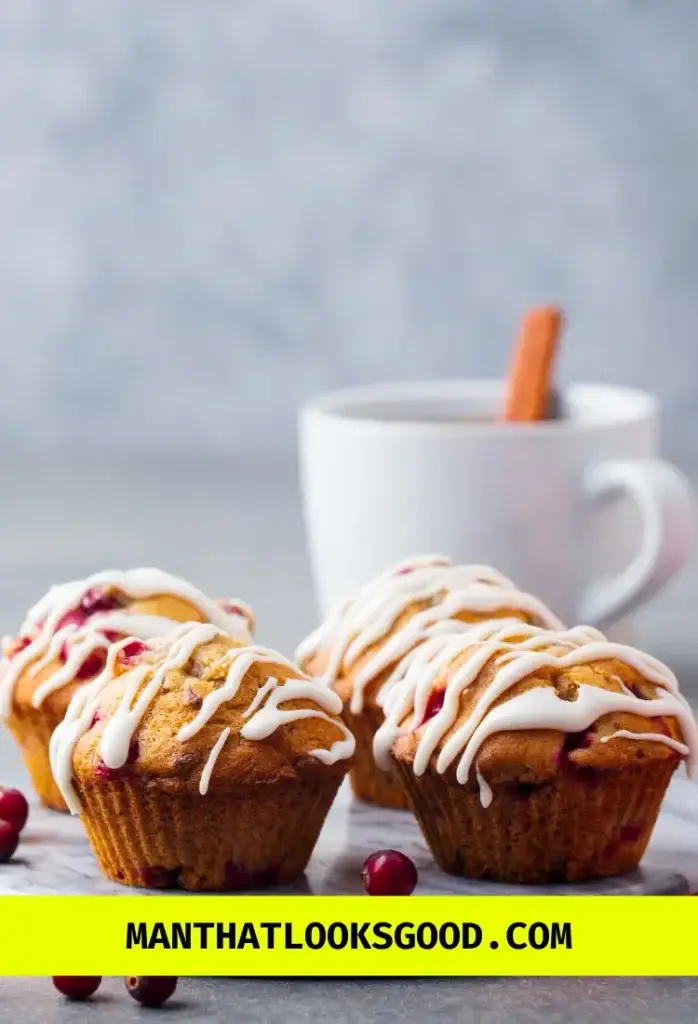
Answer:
0 568 253 810
374 619 697 883
297 555 562 810
49 624 354 890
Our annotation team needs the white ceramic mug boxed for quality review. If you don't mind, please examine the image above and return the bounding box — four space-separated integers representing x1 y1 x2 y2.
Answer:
299 380 695 637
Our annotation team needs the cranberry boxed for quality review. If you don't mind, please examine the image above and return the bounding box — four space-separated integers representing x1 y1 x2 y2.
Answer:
74 648 107 680
94 740 139 780
561 731 592 755
55 607 89 633
119 639 148 664
0 820 19 862
142 865 179 889
558 731 586 763
361 850 418 896
88 710 102 730
8 636 32 658
93 761 120 781
423 688 445 723
125 976 178 1007
80 588 123 616
620 823 642 843
52 976 102 1000
223 861 277 891
556 732 603 785
395 567 414 576
59 635 108 676
0 788 29 832
101 629 123 643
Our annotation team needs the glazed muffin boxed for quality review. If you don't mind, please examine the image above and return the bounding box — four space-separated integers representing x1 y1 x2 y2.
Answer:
50 625 354 890
297 555 562 810
0 568 253 810
374 619 698 883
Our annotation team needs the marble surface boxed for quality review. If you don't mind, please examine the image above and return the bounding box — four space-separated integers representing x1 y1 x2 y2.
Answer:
1 2 698 461
3 775 698 899
2 454 698 1019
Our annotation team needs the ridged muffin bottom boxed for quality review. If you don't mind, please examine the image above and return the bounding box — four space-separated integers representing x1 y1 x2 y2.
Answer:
6 705 68 812
76 773 343 891
341 701 409 810
394 757 677 884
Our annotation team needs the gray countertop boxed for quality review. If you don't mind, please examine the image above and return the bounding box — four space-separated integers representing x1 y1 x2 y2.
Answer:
1 454 698 1020
2 976 698 1024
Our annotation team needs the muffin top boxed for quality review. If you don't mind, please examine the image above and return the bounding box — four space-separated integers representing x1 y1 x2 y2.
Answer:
50 624 355 814
373 620 698 804
0 568 254 719
296 555 563 713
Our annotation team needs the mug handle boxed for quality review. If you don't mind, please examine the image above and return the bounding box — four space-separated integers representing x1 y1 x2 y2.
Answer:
578 458 695 628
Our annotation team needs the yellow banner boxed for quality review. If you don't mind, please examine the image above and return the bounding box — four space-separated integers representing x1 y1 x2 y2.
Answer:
0 895 695 976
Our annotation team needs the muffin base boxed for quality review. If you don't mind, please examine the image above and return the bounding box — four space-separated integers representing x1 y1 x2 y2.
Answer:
342 701 409 810
6 706 68 812
76 773 343 891
394 757 677 883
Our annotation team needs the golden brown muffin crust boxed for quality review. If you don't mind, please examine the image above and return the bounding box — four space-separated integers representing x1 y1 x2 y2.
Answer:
73 633 351 795
313 601 537 709
9 593 208 715
392 635 685 789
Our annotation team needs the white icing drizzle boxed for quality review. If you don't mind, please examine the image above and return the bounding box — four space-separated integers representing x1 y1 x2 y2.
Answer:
600 729 690 757
240 677 356 765
296 555 563 714
475 763 493 809
199 727 231 795
373 620 698 803
50 623 355 814
48 636 144 813
0 568 253 716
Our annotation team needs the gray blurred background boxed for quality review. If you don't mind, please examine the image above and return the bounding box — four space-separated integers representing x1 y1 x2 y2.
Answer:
1 0 698 717
1 0 698 460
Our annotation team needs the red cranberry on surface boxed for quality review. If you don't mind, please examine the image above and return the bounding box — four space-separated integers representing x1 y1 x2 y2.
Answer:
0 788 29 832
125 976 178 1007
0 820 19 863
52 976 102 1000
362 850 418 896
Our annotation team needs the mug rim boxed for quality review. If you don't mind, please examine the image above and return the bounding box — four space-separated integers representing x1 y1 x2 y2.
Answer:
300 379 658 436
